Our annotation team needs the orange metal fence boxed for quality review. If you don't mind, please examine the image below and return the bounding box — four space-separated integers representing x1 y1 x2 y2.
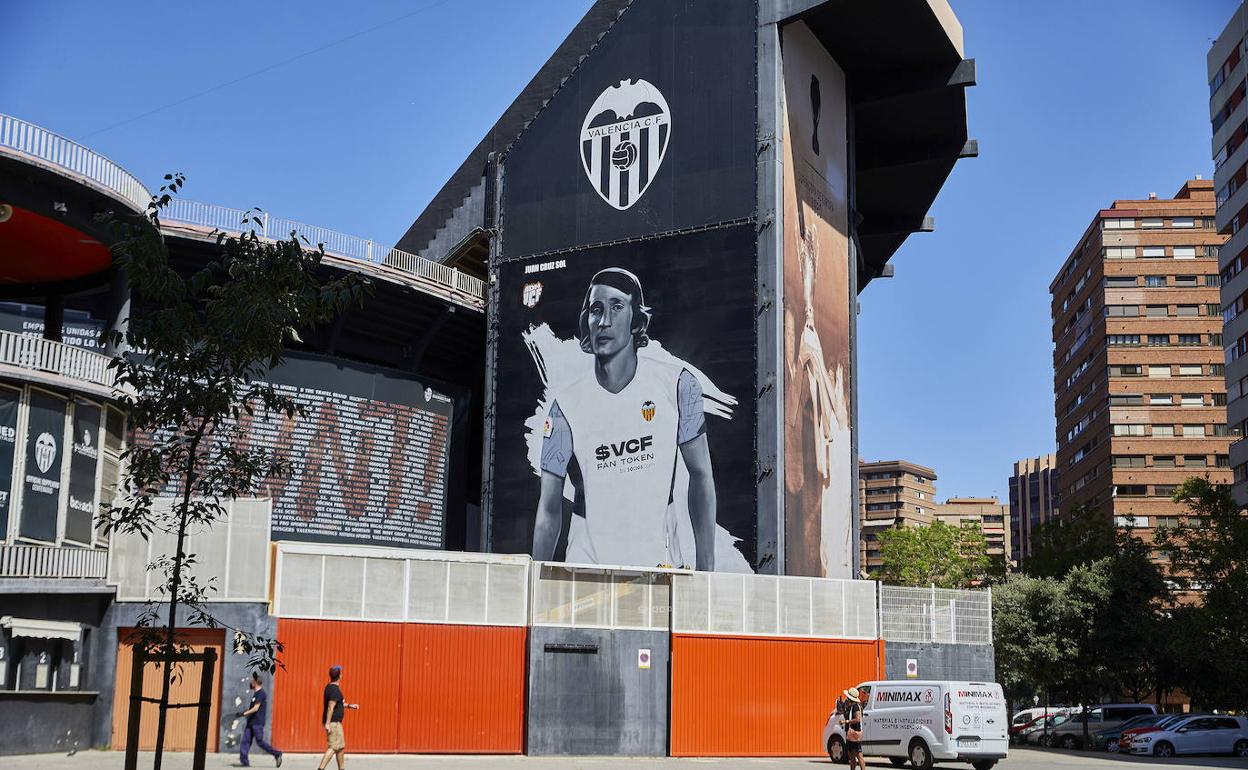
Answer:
670 634 884 756
272 619 525 754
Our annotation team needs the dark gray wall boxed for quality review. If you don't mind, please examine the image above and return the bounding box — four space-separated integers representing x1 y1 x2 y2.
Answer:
527 627 669 756
884 641 995 682
0 692 97 755
91 602 275 754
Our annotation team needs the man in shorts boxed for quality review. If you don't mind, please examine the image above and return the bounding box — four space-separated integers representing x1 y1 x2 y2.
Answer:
317 665 358 770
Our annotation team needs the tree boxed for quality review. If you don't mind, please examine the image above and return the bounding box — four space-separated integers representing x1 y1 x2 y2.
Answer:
1022 504 1118 579
1155 476 1248 710
991 573 1069 710
873 521 991 588
101 175 369 769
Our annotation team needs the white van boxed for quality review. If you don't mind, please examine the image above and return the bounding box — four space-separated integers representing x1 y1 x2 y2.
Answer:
822 680 1008 770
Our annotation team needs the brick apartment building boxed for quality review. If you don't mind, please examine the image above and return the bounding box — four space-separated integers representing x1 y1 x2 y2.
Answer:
1050 180 1232 543
1008 454 1058 566
857 460 937 574
935 497 1011 566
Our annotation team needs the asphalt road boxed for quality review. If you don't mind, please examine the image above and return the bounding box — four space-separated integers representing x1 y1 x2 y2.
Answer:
4 747 1246 770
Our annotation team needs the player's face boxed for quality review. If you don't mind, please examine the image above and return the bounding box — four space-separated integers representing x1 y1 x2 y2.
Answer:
586 284 635 358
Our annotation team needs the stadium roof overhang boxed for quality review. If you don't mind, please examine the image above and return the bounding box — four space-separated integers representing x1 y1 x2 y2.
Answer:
395 0 972 292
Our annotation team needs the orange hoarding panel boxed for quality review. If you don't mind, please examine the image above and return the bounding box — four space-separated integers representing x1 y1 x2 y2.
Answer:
670 634 884 757
272 619 525 754
111 628 225 752
397 624 526 753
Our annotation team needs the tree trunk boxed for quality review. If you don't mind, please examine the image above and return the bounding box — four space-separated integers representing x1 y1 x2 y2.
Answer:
153 436 201 770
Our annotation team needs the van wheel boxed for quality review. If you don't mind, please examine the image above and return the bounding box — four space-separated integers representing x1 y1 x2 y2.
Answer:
908 738 933 770
1153 741 1175 758
1038 734 1054 748
827 735 847 764
972 761 997 770
1106 738 1120 753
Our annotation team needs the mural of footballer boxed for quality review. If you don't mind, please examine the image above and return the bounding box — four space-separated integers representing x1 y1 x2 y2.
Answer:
531 267 718 570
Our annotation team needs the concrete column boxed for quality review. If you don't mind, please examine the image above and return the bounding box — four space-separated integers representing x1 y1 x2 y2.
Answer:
101 269 130 356
42 295 64 342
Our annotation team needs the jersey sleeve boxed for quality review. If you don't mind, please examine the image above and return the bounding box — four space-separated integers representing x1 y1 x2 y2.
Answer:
677 369 707 445
539 400 573 477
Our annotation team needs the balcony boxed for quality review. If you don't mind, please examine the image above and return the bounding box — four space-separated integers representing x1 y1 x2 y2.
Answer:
0 543 107 580
0 330 114 398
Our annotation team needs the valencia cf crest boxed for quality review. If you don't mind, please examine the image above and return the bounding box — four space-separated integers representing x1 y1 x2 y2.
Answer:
641 400 656 422
522 281 543 308
35 432 57 474
580 79 671 210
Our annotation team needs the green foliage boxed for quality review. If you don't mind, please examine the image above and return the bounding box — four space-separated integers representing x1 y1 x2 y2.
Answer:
872 521 991 589
1155 477 1248 711
990 573 1068 706
1021 504 1119 578
99 175 369 764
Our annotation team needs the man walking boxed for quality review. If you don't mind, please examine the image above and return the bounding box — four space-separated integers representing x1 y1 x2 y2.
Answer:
318 665 359 770
237 672 281 767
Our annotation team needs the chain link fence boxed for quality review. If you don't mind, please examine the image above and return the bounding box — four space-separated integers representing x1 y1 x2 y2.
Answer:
879 585 993 645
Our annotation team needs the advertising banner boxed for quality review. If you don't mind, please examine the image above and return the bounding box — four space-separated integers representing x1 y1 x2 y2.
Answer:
491 225 757 571
780 22 853 578
500 0 756 258
19 390 67 542
65 398 103 544
242 353 454 549
0 387 18 537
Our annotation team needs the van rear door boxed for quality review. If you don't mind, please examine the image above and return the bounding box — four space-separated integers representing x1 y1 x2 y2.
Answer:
949 683 1008 756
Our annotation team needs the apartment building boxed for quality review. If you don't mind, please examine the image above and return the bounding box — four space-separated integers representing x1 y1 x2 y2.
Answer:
935 497 1011 565
1008 454 1058 566
1049 180 1232 544
1210 8 1248 504
858 460 937 574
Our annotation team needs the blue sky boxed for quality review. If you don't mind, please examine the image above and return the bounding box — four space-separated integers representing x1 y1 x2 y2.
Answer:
2 0 1240 501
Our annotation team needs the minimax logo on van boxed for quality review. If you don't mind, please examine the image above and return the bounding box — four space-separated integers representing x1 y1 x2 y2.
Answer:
877 691 931 703
958 689 995 698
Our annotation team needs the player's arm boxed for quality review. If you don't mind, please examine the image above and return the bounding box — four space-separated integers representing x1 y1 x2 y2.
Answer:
677 370 716 571
533 401 572 560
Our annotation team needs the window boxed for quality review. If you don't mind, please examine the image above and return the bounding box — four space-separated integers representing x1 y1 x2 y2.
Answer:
1174 275 1198 287
1207 303 1221 316
1113 424 1145 436
1206 274 1221 286
1105 275 1136 289
1106 305 1139 317
1150 395 1173 405
1153 425 1175 437
1173 246 1197 259
1141 246 1166 258
1154 455 1176 467
1155 516 1179 528
1153 486 1178 498
1147 334 1169 346
1110 365 1143 377
1217 454 1231 467
1183 425 1206 437
1184 455 1208 466
1110 394 1143 406
1112 455 1146 468
1104 246 1135 259
1116 486 1147 497
1211 333 1223 346
1177 334 1202 346
1181 394 1204 407
1148 366 1171 378
1178 364 1203 376
1104 218 1136 229
1175 305 1199 317
1172 217 1195 228
1107 334 1139 346
1144 275 1166 287
1141 217 1163 228
1212 363 1225 375
1146 305 1168 317
1214 393 1228 407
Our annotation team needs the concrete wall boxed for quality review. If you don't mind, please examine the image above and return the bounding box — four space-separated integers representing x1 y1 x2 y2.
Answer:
91 602 275 753
883 641 995 682
526 627 669 756
0 692 97 754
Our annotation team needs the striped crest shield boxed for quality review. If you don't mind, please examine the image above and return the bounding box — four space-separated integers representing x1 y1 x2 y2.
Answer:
580 79 671 211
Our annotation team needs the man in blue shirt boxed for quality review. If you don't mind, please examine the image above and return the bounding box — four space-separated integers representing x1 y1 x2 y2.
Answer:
238 672 282 767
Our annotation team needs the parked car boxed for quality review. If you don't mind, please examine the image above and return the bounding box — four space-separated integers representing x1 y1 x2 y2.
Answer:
1009 708 1067 743
1021 715 1069 747
1092 713 1182 752
1126 715 1248 758
822 680 1008 770
1048 703 1159 749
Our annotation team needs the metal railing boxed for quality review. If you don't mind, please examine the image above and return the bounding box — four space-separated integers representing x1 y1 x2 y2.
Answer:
163 199 486 303
0 543 108 579
0 114 148 212
879 584 993 645
0 329 114 390
672 571 879 640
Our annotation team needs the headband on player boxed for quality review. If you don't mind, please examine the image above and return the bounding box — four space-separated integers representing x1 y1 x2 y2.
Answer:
578 267 652 353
